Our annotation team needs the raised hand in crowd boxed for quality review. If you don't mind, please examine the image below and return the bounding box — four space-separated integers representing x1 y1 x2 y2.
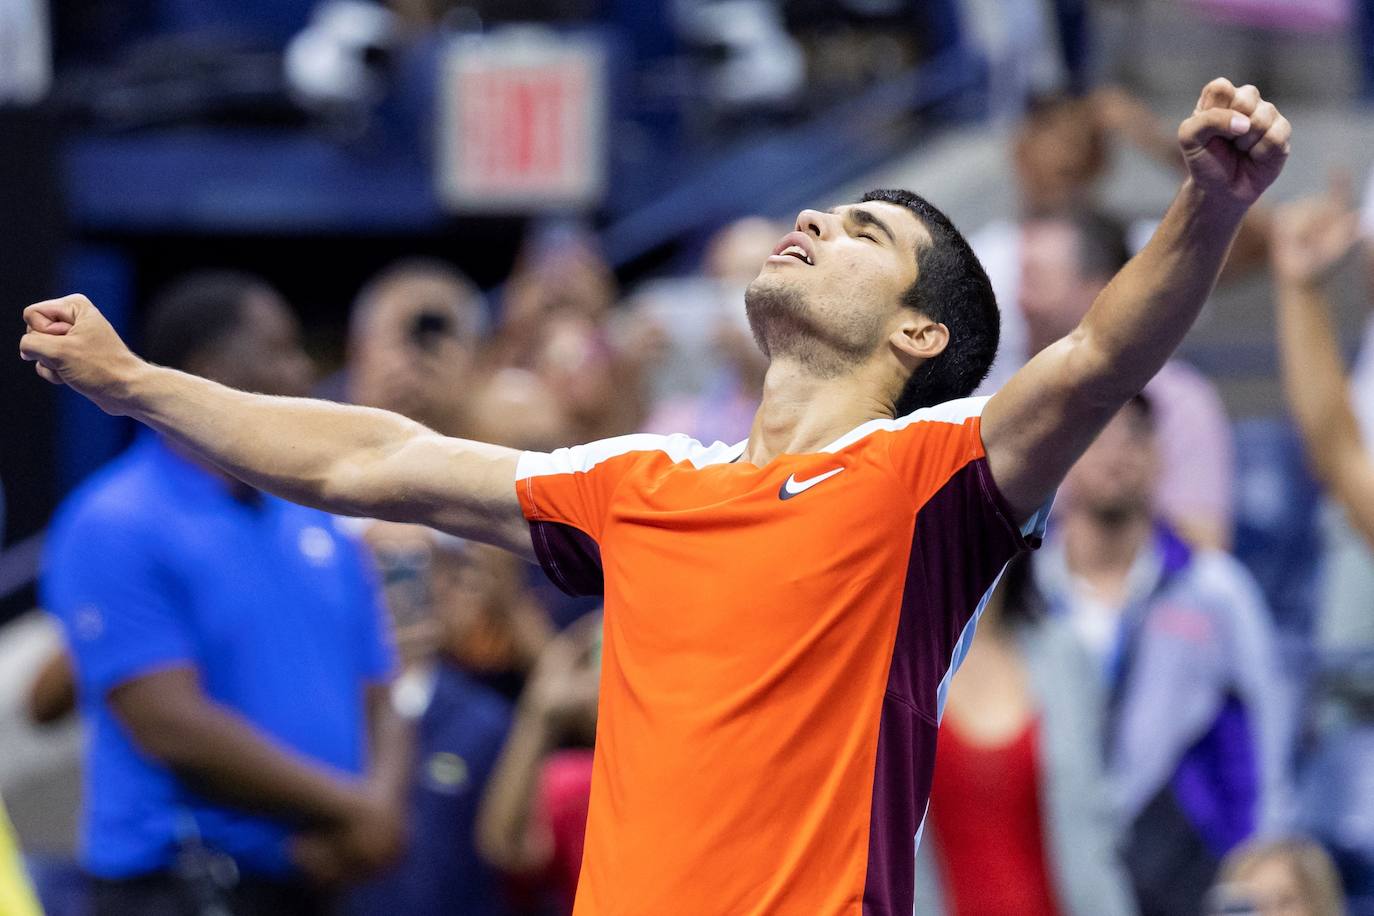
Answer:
1270 180 1374 544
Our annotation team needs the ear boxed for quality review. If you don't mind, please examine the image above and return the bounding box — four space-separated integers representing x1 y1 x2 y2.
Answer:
888 315 949 371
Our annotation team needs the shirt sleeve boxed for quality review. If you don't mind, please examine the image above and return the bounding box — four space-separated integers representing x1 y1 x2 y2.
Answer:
883 396 1053 547
514 434 667 597
40 504 197 698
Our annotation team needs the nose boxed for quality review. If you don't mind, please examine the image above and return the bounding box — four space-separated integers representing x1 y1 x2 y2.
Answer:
795 209 832 239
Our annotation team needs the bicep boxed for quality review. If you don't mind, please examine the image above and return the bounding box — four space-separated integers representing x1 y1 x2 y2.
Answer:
982 332 1122 522
352 433 534 561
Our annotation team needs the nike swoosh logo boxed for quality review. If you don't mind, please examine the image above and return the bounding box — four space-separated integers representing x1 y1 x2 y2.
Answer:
778 467 845 500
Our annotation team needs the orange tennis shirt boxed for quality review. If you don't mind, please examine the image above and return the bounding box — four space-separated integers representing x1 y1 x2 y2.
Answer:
515 396 1050 915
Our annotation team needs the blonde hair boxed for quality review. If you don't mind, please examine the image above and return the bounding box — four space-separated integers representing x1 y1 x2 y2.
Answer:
1218 836 1345 916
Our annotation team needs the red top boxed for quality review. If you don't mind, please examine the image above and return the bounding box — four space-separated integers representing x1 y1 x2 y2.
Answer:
539 749 595 914
926 717 1061 916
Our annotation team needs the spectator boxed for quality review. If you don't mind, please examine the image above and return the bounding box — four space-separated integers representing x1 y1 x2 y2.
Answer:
1011 211 1236 548
1033 396 1291 916
477 612 600 916
638 216 777 445
365 521 551 703
974 91 1271 402
26 644 76 725
916 556 1136 916
467 367 575 454
345 526 523 916
495 224 643 441
40 271 405 916
346 258 488 437
1274 184 1374 655
1209 836 1347 916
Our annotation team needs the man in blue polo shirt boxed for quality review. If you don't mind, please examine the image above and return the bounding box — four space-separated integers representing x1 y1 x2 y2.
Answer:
41 272 406 916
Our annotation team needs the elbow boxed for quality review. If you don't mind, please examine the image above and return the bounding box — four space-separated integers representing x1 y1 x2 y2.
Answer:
129 720 206 772
117 699 217 775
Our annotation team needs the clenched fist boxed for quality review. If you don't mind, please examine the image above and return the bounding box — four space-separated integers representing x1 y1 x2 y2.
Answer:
1178 78 1291 210
19 295 146 415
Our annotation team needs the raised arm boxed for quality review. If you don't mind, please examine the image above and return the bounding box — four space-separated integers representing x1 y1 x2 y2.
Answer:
19 294 532 559
983 78 1291 521
1269 189 1374 544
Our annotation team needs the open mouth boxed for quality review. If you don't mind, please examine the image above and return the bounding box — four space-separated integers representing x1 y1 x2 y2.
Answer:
770 232 815 266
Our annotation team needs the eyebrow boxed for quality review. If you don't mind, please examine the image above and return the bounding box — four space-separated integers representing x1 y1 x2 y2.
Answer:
832 206 897 245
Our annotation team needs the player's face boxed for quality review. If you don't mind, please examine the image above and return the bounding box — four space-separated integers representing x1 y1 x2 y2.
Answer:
745 202 925 365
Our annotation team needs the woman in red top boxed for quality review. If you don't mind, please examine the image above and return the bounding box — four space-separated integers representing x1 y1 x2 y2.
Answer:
920 556 1137 916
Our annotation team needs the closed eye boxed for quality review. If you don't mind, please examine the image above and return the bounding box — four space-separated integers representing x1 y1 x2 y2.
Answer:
858 233 877 243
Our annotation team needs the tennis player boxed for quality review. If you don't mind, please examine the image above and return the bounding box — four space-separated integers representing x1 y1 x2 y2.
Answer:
21 78 1288 915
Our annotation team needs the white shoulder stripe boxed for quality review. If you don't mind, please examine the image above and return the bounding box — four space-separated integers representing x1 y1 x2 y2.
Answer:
516 433 746 480
819 395 991 454
516 396 988 479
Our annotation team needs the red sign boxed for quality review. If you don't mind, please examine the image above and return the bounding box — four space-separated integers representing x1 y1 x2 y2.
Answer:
438 30 607 212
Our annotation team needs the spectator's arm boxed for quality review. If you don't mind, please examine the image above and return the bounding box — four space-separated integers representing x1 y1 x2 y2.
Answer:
19 298 531 559
365 682 413 807
477 613 600 875
108 665 377 827
984 79 1289 521
26 647 76 725
1271 192 1374 545
475 702 559 875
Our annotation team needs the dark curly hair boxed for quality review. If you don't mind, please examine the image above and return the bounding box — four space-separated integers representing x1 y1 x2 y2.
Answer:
859 189 1000 415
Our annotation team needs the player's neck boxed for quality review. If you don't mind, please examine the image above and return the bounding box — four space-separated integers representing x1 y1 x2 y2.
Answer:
740 359 892 465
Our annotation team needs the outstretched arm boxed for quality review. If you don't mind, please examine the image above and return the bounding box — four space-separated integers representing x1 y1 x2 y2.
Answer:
19 295 532 559
983 79 1291 521
1270 189 1374 544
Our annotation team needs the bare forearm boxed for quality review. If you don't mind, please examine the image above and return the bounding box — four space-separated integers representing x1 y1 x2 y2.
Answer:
122 364 425 514
476 710 555 872
119 363 530 554
367 686 413 805
142 702 363 827
1078 181 1245 403
1275 280 1364 481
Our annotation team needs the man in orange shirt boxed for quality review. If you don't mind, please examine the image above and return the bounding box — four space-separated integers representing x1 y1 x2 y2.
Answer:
21 78 1288 915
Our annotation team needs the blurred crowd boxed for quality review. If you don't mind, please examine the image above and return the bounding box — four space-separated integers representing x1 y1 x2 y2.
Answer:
5 1 1374 916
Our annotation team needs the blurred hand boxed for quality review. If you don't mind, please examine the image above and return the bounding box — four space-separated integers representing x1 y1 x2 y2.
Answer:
1270 179 1360 289
521 611 602 738
1178 78 1291 210
19 295 146 413
291 786 405 885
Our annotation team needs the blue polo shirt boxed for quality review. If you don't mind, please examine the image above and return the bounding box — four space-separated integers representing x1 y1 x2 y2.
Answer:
41 435 395 879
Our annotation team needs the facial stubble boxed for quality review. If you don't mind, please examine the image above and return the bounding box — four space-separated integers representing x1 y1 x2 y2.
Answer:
744 275 886 380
